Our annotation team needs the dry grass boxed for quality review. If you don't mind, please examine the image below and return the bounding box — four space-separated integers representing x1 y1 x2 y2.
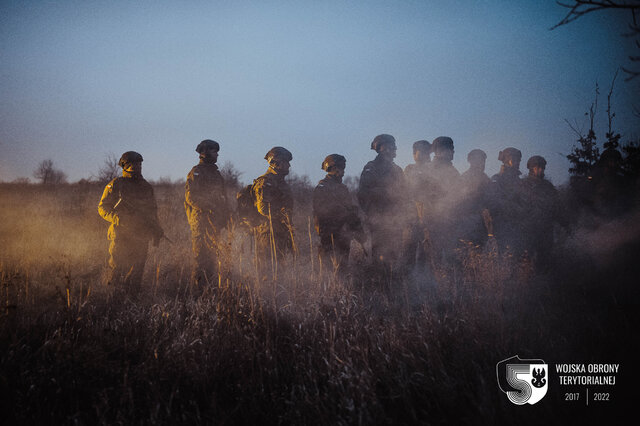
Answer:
0 182 636 425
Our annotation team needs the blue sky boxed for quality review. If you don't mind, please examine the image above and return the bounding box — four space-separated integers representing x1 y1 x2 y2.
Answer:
1 0 638 185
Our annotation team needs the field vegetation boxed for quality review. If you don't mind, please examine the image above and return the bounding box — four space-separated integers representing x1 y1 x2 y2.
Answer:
0 177 637 425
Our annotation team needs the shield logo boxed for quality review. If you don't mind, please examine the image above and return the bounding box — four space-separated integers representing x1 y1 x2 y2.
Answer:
497 355 548 405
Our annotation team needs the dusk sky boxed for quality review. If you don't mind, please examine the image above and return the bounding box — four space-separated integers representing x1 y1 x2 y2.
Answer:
1 0 638 186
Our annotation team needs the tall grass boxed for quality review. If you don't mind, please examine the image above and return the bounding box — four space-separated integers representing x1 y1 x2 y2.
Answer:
0 182 636 425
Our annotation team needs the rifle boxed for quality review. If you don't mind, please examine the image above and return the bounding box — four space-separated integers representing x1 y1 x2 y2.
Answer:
114 197 166 243
113 197 136 214
346 208 369 257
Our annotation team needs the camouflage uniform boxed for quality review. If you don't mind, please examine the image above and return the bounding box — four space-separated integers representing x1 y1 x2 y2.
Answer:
404 140 434 215
426 137 460 194
460 149 490 193
404 140 432 193
458 149 490 245
313 154 364 270
404 140 433 266
357 134 408 265
423 137 461 261
485 147 526 253
185 139 230 285
98 151 163 293
252 147 295 256
520 156 559 264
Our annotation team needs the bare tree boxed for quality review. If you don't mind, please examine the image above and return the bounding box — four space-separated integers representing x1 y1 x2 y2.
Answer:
604 69 622 149
552 0 640 80
566 73 640 180
287 173 314 209
33 159 67 185
553 0 640 27
566 83 601 177
95 152 120 183
219 161 243 191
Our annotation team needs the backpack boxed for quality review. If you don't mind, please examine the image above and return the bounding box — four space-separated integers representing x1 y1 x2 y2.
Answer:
236 180 260 226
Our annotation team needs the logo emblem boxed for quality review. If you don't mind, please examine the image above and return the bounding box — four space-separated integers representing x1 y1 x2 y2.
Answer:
497 355 548 405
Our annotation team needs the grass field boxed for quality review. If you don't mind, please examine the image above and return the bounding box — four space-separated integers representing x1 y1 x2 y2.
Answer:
0 181 637 425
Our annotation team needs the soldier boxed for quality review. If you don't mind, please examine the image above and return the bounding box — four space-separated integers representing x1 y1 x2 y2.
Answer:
313 154 365 271
404 140 432 190
98 151 164 294
460 149 490 192
458 149 490 246
424 136 461 262
428 136 460 189
484 147 526 253
521 155 561 265
490 147 522 189
403 140 433 267
184 139 231 286
251 146 295 257
357 134 408 266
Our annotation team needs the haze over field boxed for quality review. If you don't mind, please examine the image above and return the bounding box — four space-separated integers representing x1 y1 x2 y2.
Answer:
2 4 639 420
1 0 639 185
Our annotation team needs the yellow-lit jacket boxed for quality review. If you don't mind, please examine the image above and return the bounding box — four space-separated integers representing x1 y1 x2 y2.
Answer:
184 162 230 230
252 170 293 229
98 176 163 241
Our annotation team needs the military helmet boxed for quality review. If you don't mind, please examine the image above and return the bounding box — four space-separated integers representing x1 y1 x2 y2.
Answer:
467 149 487 162
119 151 143 168
196 139 220 153
370 134 396 152
265 146 293 162
412 140 431 154
322 154 346 171
498 147 522 163
526 155 547 169
432 136 454 152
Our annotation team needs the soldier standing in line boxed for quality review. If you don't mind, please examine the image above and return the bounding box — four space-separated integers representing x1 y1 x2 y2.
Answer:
251 146 295 257
484 147 526 254
520 155 561 266
458 149 490 246
422 136 461 262
357 134 408 268
312 154 365 272
460 149 490 192
404 140 432 190
404 140 433 267
491 147 522 185
98 151 164 295
184 139 231 286
427 136 460 189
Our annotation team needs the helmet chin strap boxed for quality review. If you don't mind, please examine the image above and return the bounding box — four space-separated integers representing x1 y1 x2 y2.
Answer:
199 154 217 164
122 168 142 178
328 172 343 183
